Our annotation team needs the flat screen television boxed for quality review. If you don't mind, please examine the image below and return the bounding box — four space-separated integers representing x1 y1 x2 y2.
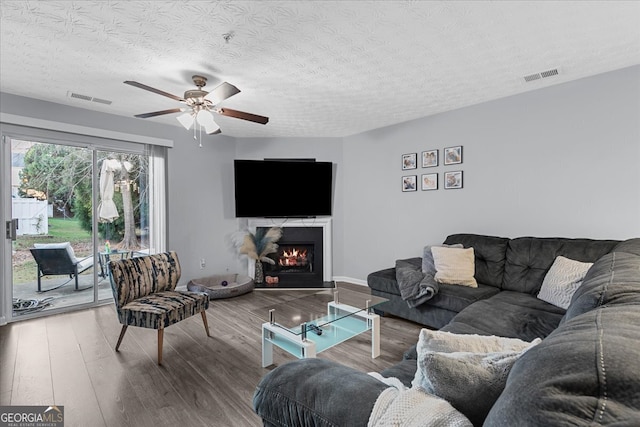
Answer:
234 159 333 218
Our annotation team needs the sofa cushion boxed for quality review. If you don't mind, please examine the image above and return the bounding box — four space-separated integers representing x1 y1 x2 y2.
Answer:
254 358 388 427
379 359 417 388
563 251 640 323
443 234 510 288
485 305 640 426
501 237 619 294
441 291 565 341
537 256 593 309
423 283 500 313
432 246 478 287
368 262 419 296
612 237 640 256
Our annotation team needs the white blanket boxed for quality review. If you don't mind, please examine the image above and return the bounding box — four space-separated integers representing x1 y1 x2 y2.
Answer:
367 373 472 427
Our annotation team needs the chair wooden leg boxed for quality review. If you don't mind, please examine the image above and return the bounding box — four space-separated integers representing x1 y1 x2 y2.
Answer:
115 325 128 351
157 328 164 365
201 310 211 337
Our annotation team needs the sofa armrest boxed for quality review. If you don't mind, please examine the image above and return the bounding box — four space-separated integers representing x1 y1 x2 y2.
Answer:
253 358 388 427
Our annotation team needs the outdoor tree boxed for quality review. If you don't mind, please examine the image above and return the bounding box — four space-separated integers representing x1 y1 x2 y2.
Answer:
19 144 83 217
109 156 145 249
20 143 147 249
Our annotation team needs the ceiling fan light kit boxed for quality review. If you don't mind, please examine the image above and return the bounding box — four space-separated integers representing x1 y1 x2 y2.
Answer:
176 112 195 130
196 109 220 134
124 75 268 144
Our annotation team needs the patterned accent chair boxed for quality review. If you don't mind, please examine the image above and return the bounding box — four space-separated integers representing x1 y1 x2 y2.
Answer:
109 251 210 364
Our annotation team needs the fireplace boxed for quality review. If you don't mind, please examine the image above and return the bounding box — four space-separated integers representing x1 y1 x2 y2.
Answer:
276 245 311 272
248 218 333 289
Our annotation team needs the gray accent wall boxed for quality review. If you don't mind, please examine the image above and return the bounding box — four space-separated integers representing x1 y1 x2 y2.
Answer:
340 65 640 281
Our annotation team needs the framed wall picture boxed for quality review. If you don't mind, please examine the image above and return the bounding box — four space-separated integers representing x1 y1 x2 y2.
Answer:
422 150 438 168
402 175 417 192
402 153 417 170
444 146 463 165
444 171 463 189
421 173 438 191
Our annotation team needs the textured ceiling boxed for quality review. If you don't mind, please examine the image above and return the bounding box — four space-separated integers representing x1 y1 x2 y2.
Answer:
1 1 639 138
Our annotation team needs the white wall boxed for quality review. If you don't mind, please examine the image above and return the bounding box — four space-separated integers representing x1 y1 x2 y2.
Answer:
341 65 640 281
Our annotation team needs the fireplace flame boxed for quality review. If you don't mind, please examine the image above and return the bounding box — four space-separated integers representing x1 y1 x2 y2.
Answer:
279 248 308 266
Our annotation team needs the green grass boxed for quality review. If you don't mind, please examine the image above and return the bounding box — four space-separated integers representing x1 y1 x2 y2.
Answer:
14 217 91 250
48 217 92 242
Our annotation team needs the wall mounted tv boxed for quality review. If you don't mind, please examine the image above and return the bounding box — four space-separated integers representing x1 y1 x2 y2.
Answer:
234 159 333 218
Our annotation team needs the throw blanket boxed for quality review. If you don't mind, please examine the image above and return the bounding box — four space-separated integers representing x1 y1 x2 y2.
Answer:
367 374 472 427
396 258 439 307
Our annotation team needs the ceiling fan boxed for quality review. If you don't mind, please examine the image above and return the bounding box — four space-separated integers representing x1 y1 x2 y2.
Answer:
124 75 269 135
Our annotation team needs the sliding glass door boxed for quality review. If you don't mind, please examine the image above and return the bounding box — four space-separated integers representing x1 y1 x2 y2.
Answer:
4 135 152 320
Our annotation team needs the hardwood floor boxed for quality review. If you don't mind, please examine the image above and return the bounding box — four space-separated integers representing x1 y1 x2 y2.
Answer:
0 282 424 427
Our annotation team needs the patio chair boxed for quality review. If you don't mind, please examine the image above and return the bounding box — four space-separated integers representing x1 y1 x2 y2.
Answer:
30 242 94 292
108 251 210 365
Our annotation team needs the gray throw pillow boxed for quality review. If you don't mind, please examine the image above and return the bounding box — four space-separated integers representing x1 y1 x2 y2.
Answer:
416 350 519 426
412 329 541 426
422 243 463 275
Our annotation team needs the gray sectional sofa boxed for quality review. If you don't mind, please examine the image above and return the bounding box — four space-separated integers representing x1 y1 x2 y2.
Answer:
253 234 640 426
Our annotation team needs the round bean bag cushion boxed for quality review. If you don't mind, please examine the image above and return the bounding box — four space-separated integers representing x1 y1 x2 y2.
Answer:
187 273 254 299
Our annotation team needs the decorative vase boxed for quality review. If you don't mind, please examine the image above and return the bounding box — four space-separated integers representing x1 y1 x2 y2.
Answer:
254 261 264 284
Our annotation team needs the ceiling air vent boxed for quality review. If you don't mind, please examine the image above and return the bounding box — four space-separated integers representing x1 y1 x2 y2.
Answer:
523 68 560 83
91 97 112 105
69 92 92 101
67 91 113 105
540 68 559 78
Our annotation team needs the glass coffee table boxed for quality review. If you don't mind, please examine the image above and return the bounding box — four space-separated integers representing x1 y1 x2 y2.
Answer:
251 288 388 367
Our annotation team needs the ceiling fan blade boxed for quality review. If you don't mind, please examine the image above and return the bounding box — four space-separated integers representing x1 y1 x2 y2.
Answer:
134 108 185 118
124 81 185 102
204 82 241 104
217 108 269 125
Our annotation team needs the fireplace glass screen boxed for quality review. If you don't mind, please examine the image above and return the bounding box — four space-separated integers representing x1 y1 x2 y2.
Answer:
268 245 313 274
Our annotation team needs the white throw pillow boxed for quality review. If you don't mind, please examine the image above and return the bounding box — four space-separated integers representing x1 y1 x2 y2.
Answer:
422 243 463 275
537 256 594 309
431 246 477 287
413 329 541 355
